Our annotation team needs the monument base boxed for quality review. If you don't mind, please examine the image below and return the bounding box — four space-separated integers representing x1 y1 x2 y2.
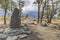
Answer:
0 26 31 40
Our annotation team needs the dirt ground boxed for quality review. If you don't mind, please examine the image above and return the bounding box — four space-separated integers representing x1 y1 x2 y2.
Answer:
0 18 60 40
27 24 60 40
0 24 60 40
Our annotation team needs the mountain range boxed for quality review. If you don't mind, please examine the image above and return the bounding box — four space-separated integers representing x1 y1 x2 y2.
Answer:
0 10 38 18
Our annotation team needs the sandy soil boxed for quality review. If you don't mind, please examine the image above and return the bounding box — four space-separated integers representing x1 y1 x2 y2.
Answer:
25 24 60 40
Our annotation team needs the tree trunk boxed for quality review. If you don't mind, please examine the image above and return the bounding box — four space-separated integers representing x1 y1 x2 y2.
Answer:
46 0 52 23
40 0 46 23
4 10 7 25
47 18 52 23
47 0 54 23
40 5 45 23
37 3 40 23
19 1 21 27
40 9 44 23
11 0 12 12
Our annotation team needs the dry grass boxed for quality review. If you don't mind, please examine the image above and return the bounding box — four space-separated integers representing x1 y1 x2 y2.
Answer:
52 19 60 23
43 18 60 23
0 16 60 22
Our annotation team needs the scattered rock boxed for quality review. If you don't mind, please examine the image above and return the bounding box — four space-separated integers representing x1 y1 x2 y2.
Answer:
41 21 47 26
19 28 31 35
3 27 31 36
6 36 17 40
0 23 31 40
3 28 12 34
4 29 25 36
48 24 60 29
24 31 31 35
17 34 28 39
23 26 28 31
32 22 37 25
49 24 56 28
0 27 31 40
0 28 4 33
0 34 7 40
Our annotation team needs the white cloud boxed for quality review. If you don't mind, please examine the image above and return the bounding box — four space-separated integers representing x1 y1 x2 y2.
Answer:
22 0 37 14
13 0 37 14
13 0 59 14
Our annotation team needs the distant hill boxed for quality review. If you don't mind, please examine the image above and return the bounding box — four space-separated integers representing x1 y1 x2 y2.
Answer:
0 10 38 18
22 11 38 18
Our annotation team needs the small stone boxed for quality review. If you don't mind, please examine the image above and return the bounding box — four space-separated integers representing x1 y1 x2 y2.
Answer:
23 27 28 31
17 34 28 39
30 22 37 25
19 28 31 35
48 24 53 27
49 24 52 27
24 31 31 35
6 36 17 40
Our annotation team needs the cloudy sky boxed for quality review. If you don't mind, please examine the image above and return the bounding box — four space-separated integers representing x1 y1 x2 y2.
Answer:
0 0 37 15
21 0 37 14
13 0 58 14
0 0 59 16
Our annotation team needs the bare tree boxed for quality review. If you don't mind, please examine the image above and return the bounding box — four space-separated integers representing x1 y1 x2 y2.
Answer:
18 0 24 26
33 0 43 23
40 0 46 23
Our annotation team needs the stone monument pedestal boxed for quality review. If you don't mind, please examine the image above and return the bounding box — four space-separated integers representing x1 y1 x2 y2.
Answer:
0 8 31 40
